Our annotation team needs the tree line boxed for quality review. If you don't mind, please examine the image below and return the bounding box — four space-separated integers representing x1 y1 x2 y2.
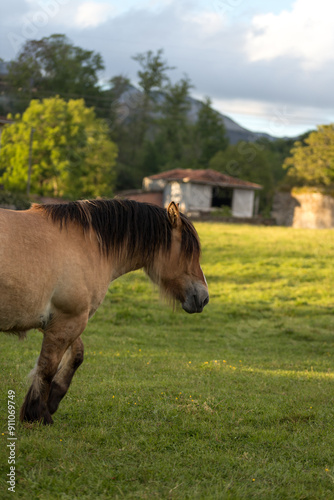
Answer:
1 34 332 208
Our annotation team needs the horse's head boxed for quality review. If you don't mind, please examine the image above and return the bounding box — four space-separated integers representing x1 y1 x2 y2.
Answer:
146 202 209 314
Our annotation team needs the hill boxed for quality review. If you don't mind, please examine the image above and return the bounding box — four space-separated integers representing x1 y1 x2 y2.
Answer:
116 84 278 144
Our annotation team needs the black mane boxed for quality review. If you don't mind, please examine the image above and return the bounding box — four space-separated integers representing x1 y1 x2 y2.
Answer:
36 199 200 261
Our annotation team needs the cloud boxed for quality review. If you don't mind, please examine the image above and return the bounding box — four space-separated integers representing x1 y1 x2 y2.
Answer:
75 2 115 28
181 11 224 38
0 0 333 136
245 0 334 69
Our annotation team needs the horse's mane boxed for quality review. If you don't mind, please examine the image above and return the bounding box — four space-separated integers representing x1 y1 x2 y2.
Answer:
34 199 200 261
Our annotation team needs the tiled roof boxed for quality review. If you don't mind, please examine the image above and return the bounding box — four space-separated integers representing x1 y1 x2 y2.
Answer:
147 168 262 190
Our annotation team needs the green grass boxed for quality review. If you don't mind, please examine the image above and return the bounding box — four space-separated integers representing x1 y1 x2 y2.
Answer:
1 223 334 499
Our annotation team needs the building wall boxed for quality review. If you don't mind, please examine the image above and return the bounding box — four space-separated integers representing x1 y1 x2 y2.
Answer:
272 191 334 228
232 189 254 217
143 177 166 191
163 182 257 217
271 192 300 226
163 182 212 212
188 184 212 211
163 182 188 212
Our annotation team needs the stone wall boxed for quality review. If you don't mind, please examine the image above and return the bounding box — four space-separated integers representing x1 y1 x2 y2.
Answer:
272 191 334 228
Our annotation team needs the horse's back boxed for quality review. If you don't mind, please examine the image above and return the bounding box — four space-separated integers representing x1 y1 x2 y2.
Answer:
0 208 54 271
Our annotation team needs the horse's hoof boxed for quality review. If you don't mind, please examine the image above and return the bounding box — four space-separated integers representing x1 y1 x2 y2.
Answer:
42 412 54 425
20 392 54 424
20 409 54 425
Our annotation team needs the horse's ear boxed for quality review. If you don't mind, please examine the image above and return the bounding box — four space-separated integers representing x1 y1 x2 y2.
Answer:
167 202 180 228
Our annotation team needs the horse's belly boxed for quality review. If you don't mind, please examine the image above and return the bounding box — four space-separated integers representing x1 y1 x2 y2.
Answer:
0 274 51 332
0 299 47 332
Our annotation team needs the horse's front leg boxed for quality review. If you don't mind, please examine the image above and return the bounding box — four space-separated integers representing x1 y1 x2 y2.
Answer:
47 336 84 416
20 314 87 425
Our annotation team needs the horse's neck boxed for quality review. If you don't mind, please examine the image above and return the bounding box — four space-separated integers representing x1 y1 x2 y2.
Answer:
108 252 148 283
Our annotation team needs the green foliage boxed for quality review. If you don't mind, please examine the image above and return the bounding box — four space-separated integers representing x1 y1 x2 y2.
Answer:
1 223 334 498
7 35 104 112
210 142 269 186
112 61 230 190
132 49 174 95
284 124 334 186
3 37 296 199
154 76 194 169
112 50 176 188
210 205 232 217
0 190 30 209
194 97 229 165
0 96 117 198
209 142 274 210
112 50 230 189
208 137 296 211
256 136 295 184
106 76 132 131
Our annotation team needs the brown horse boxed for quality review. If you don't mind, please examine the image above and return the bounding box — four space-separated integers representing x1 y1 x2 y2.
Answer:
0 199 209 424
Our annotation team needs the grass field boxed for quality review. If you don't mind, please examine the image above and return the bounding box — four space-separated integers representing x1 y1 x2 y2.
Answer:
1 222 334 499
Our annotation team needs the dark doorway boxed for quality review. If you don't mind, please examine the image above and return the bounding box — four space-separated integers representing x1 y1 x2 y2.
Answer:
212 187 233 208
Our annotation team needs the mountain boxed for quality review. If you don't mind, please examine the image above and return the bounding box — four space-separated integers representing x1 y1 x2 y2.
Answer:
116 84 278 144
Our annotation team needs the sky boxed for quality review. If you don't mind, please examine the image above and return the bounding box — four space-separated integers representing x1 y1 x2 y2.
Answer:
0 0 334 138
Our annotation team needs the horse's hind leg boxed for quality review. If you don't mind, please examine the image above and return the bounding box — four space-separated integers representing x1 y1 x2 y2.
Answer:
20 314 87 425
47 336 84 416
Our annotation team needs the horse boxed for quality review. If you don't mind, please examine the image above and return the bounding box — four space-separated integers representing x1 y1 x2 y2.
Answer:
0 199 209 424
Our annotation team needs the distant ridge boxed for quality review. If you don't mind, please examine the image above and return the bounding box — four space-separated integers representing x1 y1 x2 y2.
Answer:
116 84 278 144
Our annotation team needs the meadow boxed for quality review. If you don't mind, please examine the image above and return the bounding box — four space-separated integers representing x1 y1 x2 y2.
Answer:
1 222 334 499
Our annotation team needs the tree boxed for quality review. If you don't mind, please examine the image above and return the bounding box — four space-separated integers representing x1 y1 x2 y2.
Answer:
132 49 174 144
105 76 133 145
194 97 228 165
255 136 295 186
155 76 193 168
0 96 117 198
112 50 176 189
132 49 174 96
283 125 334 186
209 142 274 211
7 34 104 111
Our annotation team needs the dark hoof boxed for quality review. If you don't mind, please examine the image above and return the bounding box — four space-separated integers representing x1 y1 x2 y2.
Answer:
20 405 54 425
42 412 54 425
20 390 54 425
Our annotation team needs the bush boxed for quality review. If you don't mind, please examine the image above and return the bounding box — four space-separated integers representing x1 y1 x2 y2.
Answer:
211 205 232 217
0 190 31 210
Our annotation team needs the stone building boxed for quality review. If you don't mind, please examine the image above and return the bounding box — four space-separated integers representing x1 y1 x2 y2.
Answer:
140 168 262 218
272 191 334 229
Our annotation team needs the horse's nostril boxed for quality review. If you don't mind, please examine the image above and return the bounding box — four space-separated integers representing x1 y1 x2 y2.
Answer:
203 295 209 307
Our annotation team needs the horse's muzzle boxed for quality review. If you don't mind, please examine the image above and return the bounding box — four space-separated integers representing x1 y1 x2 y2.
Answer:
182 285 209 314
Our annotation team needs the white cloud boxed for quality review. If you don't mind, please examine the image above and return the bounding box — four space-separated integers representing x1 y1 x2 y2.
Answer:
1 0 333 136
145 0 174 10
182 11 224 37
75 2 115 28
245 0 334 69
212 97 333 137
